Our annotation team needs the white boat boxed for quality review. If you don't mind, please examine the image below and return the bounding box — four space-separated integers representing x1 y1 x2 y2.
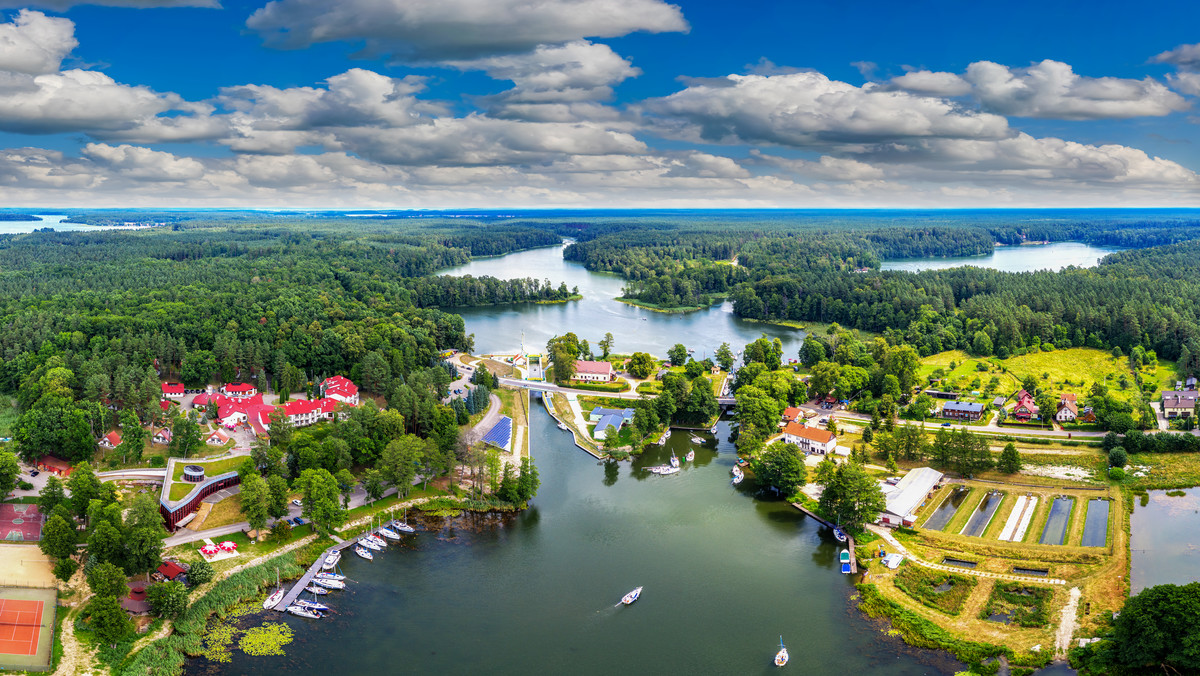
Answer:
378 527 401 541
670 451 680 468
621 586 642 605
286 605 322 619
685 450 695 462
262 589 285 610
557 421 568 430
731 466 744 485
391 519 416 534
363 534 386 547
359 538 383 551
658 429 671 445
314 577 345 589
709 424 717 434
321 551 341 570
658 466 680 475
293 599 329 612
315 572 344 581
354 546 373 561
775 637 788 667
690 435 704 444
305 585 329 595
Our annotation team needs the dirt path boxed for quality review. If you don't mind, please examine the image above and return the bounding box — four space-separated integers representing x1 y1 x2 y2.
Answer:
1055 587 1082 655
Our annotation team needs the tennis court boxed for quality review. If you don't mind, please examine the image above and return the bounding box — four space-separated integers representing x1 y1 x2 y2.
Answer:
0 504 44 542
0 588 56 671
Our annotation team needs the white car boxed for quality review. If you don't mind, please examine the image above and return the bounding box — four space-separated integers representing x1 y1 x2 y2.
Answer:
291 499 302 507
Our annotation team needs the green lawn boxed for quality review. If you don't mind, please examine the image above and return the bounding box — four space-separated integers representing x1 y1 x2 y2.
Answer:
170 455 244 482
918 351 1019 404
1003 347 1157 404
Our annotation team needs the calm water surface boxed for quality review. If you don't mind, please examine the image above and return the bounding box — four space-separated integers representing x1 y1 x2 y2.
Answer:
186 410 965 675
441 244 806 357
1129 488 1200 594
881 242 1123 273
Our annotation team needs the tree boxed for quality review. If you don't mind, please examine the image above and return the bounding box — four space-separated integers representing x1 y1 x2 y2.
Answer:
87 561 128 599
817 461 886 533
334 468 356 508
146 580 189 619
379 434 426 494
715 342 735 371
893 425 928 461
1081 582 1200 673
667 343 688 366
546 333 580 383
265 474 290 520
997 443 1022 474
626 352 657 379
37 475 67 516
187 558 214 586
971 331 993 356
1035 391 1058 425
732 385 782 441
1108 446 1128 468
598 332 614 359
40 514 76 560
0 452 18 504
294 468 346 535
498 463 519 504
87 595 132 647
67 462 101 519
168 412 203 459
116 409 145 463
516 457 541 503
753 442 807 496
1021 375 1038 395
240 472 271 533
800 336 827 367
123 494 166 576
87 520 124 567
54 558 78 582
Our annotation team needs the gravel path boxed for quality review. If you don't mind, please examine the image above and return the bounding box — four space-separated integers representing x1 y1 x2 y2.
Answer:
866 524 1067 585
1055 587 1082 655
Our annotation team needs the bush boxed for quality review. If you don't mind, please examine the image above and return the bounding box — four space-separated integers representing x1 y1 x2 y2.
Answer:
893 563 977 616
1108 467 1126 481
150 456 166 468
54 558 78 582
1108 446 1127 468
187 558 214 586
17 480 33 491
979 582 1053 628
268 520 292 543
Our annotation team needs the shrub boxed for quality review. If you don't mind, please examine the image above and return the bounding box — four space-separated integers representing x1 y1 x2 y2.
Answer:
150 456 166 468
893 563 977 616
268 520 292 543
17 480 33 491
1108 467 1126 481
1107 446 1127 468
979 582 1053 627
187 558 214 586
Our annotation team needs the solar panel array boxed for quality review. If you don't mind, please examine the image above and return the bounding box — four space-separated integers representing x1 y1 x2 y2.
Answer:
481 416 513 449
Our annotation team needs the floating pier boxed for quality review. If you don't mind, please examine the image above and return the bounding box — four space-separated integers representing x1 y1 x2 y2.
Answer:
791 503 857 574
273 526 390 612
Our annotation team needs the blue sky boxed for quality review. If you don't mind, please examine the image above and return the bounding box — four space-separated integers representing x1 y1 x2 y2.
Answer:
0 0 1197 207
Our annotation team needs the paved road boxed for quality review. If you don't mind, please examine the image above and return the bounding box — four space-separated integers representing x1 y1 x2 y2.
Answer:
498 378 646 400
473 394 502 435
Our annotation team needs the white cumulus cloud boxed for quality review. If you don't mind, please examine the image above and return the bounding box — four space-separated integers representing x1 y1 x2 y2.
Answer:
964 60 1188 119
0 10 76 76
1153 42 1200 71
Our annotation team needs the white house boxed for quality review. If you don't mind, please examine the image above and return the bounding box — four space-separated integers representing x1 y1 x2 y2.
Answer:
574 360 614 382
281 398 339 427
152 428 172 445
321 376 360 406
160 382 185 400
205 430 230 446
781 422 837 454
220 382 257 398
878 467 944 527
1056 393 1078 422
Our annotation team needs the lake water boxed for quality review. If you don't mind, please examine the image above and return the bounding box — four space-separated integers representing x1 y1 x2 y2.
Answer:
441 244 806 358
881 242 1123 273
0 214 93 234
1129 488 1200 594
185 411 966 675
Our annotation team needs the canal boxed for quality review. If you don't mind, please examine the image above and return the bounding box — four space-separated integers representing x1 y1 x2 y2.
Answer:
186 408 965 675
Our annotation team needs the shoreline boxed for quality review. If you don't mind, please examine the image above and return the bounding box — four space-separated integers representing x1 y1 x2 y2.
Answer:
613 296 721 314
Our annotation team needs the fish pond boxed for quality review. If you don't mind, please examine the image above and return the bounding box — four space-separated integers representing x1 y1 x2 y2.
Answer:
1039 497 1075 546
1129 487 1200 594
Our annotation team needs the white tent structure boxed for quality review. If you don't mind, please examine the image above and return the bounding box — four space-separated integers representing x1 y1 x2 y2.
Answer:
878 467 943 527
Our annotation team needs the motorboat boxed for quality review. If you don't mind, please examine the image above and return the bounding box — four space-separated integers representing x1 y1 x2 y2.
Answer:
647 465 672 474
840 549 852 574
775 637 788 667
286 605 322 619
621 587 642 605
293 599 330 612
670 451 680 468
833 527 848 543
321 551 341 570
314 577 346 589
557 421 568 430
731 466 744 485
690 435 704 444
359 538 383 551
685 450 695 463
315 572 345 581
262 589 285 610
305 585 329 595
378 527 401 541
709 424 717 434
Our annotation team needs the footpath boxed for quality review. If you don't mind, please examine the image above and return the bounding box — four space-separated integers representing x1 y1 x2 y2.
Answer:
864 524 1067 586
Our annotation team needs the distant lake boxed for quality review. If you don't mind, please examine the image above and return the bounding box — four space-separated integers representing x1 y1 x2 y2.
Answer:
881 242 1123 273
0 214 95 234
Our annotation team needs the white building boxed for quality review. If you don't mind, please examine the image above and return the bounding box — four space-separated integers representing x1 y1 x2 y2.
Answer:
878 467 944 528
781 422 837 454
574 360 614 382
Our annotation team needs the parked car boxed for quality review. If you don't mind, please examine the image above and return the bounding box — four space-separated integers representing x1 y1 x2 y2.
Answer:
291 499 302 506
941 422 952 427
293 517 306 526
29 470 39 477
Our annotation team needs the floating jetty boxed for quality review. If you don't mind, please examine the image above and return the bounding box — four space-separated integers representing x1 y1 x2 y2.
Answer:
274 525 396 612
791 503 857 574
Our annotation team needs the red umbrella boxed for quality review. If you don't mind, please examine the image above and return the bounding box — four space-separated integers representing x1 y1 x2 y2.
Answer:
219 541 237 551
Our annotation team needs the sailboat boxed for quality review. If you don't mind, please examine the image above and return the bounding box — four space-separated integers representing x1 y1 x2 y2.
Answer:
262 569 284 609
670 451 680 468
287 605 322 619
731 466 744 485
690 434 704 444
315 572 344 581
314 577 345 590
833 526 848 543
359 538 383 552
353 546 373 561
378 527 401 540
305 585 330 595
621 587 643 605
658 429 671 445
685 450 695 463
774 636 789 667
392 509 416 533
293 598 330 612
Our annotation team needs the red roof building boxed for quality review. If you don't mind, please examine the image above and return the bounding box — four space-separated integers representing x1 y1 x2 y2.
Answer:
206 430 230 446
37 455 73 476
781 421 838 454
99 431 122 449
153 428 172 444
192 392 210 407
782 407 804 423
321 376 360 405
573 360 614 382
220 382 257 398
156 561 186 580
161 382 185 398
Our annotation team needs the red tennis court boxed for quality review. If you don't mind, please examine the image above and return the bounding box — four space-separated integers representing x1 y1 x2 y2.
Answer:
0 599 43 656
0 504 43 542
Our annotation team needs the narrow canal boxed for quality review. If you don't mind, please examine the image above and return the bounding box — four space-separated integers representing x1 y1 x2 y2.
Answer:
187 407 965 675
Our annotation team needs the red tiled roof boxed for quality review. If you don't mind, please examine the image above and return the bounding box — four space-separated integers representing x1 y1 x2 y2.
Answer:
38 455 73 475
223 383 255 393
782 407 803 420
322 375 358 397
206 430 230 443
161 382 185 394
193 392 209 406
102 431 122 446
574 360 613 375
783 422 835 444
157 561 185 580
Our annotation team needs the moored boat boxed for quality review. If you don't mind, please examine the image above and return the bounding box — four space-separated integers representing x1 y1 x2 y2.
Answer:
690 435 704 444
392 520 416 533
621 586 642 605
364 534 386 547
658 429 671 445
321 551 341 570
293 599 330 612
833 527 848 543
315 572 344 581
359 538 383 551
557 421 568 430
354 546 374 560
731 466 744 485
670 451 680 468
305 585 329 595
775 637 789 667
315 577 346 589
286 605 322 619
658 466 680 475
839 549 852 574
378 527 401 540
262 589 285 610
685 450 695 462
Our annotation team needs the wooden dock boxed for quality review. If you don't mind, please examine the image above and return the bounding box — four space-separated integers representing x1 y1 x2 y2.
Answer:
791 503 857 574
273 527 387 612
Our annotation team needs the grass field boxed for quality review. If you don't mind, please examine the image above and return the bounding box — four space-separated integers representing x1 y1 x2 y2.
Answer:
893 562 977 615
170 455 244 483
1003 347 1162 404
917 351 1020 405
200 494 244 529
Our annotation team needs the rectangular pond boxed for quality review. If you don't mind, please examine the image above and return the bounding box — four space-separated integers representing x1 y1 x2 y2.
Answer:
960 491 1003 537
1130 487 1200 594
923 486 971 531
1038 497 1075 545
1080 499 1110 547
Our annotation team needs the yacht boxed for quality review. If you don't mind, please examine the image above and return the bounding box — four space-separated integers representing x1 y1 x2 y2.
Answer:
354 546 373 561
286 605 322 619
321 551 341 570
621 587 643 605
